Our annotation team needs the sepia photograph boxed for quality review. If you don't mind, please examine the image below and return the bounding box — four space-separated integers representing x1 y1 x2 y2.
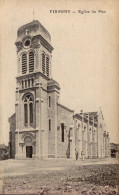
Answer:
0 0 119 194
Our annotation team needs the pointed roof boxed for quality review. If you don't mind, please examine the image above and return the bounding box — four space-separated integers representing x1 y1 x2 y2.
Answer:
85 112 98 118
0 143 7 150
16 20 51 43
47 78 60 90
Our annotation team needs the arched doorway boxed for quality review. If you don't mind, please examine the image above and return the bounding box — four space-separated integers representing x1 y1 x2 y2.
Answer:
24 136 33 158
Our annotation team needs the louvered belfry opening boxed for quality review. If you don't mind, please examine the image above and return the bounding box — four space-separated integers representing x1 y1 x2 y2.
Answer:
22 53 27 74
42 53 45 74
29 51 34 73
46 57 49 77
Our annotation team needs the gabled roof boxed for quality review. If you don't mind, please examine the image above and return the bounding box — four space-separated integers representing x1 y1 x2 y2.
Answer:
75 112 98 118
57 103 74 113
98 109 104 120
8 113 16 122
17 20 51 42
84 112 98 118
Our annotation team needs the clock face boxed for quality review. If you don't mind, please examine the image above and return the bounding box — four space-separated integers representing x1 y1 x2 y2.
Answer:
23 38 31 48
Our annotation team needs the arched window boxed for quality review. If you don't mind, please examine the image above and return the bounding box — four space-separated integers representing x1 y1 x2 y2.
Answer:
61 123 65 142
24 136 32 143
24 104 28 125
49 96 51 107
49 119 51 131
29 103 33 123
29 51 34 73
42 53 45 74
46 56 49 77
23 94 34 126
22 53 27 74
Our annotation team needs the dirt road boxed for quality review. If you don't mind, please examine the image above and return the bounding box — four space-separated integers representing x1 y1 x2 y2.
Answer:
0 158 118 194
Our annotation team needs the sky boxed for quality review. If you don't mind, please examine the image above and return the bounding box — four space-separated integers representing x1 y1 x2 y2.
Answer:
0 0 119 145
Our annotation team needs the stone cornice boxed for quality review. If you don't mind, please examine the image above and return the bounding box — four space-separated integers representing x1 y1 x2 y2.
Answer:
16 71 50 81
15 34 53 53
15 129 39 133
39 35 53 52
73 114 98 127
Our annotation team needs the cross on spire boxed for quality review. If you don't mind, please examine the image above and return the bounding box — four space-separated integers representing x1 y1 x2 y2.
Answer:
32 9 36 20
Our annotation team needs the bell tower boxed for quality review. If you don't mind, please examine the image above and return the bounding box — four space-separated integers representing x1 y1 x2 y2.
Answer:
15 20 55 159
16 20 53 77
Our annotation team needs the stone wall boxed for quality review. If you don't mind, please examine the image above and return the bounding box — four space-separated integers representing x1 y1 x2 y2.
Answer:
74 115 98 159
48 89 59 158
9 113 16 158
57 104 74 158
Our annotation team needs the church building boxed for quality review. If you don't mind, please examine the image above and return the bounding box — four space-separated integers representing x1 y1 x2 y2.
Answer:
9 20 110 159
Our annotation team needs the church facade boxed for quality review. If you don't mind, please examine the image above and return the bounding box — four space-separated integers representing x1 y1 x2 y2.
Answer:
9 20 110 159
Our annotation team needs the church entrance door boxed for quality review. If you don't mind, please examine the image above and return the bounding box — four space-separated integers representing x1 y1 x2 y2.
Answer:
26 146 33 158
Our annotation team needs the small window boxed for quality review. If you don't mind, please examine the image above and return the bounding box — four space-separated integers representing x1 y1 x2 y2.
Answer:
49 96 51 107
25 80 27 88
49 119 51 131
28 79 30 88
61 123 64 142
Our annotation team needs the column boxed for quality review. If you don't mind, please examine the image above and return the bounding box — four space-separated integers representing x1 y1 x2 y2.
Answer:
92 118 94 158
72 119 76 159
85 141 88 158
35 83 42 159
23 80 25 89
103 131 106 157
39 84 43 159
35 97 40 158
90 143 92 158
54 93 58 158
105 134 107 157
85 121 88 158
82 114 84 155
79 124 82 159
15 87 20 159
87 114 89 158
90 126 92 158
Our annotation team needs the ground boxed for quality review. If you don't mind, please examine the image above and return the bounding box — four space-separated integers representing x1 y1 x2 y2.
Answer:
0 158 118 194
